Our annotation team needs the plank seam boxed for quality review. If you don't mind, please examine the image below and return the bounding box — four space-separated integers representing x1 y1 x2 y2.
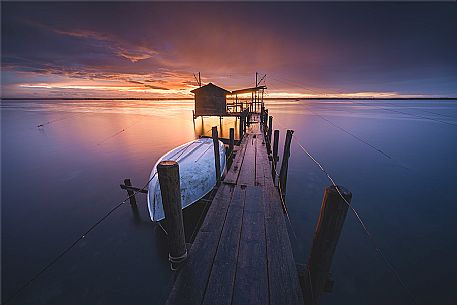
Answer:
229 187 246 305
198 185 236 305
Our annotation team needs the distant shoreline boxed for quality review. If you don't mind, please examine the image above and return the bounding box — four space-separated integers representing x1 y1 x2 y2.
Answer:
1 97 456 101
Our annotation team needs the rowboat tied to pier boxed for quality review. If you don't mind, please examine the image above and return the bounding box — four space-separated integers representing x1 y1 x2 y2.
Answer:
147 138 226 221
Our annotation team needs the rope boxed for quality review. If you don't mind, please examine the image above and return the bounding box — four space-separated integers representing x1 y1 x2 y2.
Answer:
3 172 157 305
354 101 457 128
307 267 315 304
379 101 457 120
36 112 82 128
304 106 394 160
96 118 144 146
273 117 419 305
296 138 419 305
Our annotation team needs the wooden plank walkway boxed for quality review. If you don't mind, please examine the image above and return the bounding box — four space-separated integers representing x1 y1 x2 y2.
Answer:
165 115 304 305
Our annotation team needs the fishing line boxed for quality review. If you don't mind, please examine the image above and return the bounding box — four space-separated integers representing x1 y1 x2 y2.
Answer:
3 173 157 305
272 164 299 242
36 112 82 128
150 140 197 219
355 101 457 128
271 75 457 128
304 106 394 160
273 118 419 305
96 118 144 146
379 101 457 120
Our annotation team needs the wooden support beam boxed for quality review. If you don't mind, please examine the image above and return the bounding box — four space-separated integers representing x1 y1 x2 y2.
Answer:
267 115 273 154
244 110 247 131
122 179 137 205
229 128 235 158
157 161 187 270
120 183 148 194
271 130 280 182
212 126 222 185
279 130 293 197
304 185 351 305
239 113 244 142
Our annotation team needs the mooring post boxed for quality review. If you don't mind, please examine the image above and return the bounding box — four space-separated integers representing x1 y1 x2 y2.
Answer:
271 130 280 182
229 127 235 158
267 115 273 153
304 185 352 305
265 109 269 130
239 113 244 141
244 110 248 131
123 178 137 205
279 129 293 197
157 161 187 270
261 104 265 123
212 126 221 185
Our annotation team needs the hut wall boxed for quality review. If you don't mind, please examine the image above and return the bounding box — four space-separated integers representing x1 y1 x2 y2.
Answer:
194 91 227 116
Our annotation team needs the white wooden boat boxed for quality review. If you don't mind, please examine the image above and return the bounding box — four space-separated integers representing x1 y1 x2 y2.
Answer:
147 138 226 221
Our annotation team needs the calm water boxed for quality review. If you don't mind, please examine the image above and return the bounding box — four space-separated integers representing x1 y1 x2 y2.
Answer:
2 99 457 305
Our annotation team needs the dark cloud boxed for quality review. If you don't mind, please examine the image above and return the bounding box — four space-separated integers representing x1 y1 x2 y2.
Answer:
1 2 456 97
144 84 169 91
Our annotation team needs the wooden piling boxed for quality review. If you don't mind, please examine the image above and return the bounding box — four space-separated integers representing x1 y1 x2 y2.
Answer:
304 185 352 305
212 126 221 185
123 178 137 205
267 116 273 153
271 130 280 182
244 110 248 131
279 130 293 196
157 161 187 270
239 112 244 141
229 127 235 158
264 109 269 130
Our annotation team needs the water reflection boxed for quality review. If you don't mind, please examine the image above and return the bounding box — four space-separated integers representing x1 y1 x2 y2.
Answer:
193 115 240 139
2 99 457 305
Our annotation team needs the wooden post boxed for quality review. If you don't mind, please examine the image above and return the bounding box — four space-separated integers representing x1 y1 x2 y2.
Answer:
239 112 244 141
261 104 265 124
229 127 234 158
267 115 273 153
279 130 293 197
244 110 247 131
123 179 137 205
304 185 352 305
157 161 187 270
271 130 280 182
235 95 238 113
212 126 221 185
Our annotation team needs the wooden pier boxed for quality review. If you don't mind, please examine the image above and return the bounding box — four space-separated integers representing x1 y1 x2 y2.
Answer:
165 114 304 305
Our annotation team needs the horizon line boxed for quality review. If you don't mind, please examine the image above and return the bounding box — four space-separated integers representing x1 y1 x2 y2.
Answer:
1 97 456 101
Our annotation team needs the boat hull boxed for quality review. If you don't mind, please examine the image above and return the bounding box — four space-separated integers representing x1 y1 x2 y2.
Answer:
147 138 226 221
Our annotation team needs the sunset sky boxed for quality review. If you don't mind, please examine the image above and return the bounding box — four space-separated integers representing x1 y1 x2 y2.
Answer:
2 2 456 98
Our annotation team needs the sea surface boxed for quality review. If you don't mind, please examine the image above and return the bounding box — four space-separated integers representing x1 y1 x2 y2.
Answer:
2 99 457 305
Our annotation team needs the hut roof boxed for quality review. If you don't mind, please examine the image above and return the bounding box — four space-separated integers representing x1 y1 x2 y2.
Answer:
231 85 267 95
191 83 231 94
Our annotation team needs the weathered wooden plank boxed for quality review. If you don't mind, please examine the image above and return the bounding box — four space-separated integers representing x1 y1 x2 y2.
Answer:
167 113 303 305
232 186 268 305
202 186 246 305
223 135 249 185
199 184 233 233
166 184 234 305
263 183 304 305
255 133 270 187
237 135 257 186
